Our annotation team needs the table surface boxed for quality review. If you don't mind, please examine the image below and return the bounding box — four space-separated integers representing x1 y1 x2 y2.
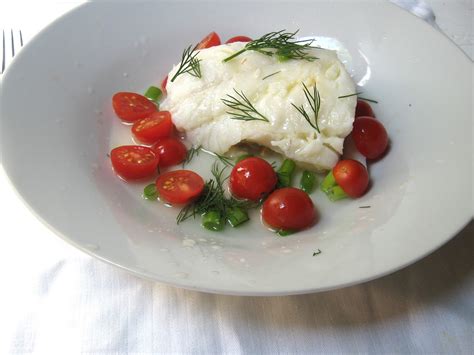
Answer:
0 1 472 354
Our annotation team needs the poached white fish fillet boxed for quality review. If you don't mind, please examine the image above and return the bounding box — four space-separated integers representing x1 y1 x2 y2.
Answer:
161 42 356 171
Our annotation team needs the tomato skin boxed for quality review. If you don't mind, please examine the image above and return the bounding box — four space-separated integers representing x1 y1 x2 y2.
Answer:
333 159 369 198
132 111 174 145
352 116 388 159
110 145 159 180
161 76 168 94
226 36 252 44
112 92 157 123
229 157 277 201
262 188 316 231
152 137 188 167
355 99 375 118
196 32 221 49
156 170 205 204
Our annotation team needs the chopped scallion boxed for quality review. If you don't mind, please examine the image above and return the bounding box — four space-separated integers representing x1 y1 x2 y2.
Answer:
300 170 316 193
278 229 295 237
326 185 348 201
277 159 296 187
202 210 224 231
144 86 163 102
143 183 158 200
320 170 337 193
227 207 249 227
321 170 348 201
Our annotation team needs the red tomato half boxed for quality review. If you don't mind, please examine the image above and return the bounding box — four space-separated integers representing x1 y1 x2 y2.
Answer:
196 32 221 49
262 188 316 231
333 159 369 198
112 92 157 123
226 36 252 44
152 137 187 167
355 99 375 118
110 145 159 180
132 111 174 145
229 157 277 201
352 116 389 159
156 170 205 204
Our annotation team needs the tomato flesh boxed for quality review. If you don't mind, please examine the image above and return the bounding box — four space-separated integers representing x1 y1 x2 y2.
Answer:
110 145 159 180
152 137 188 167
132 111 174 145
156 170 205 204
112 92 157 123
229 157 277 201
333 159 369 198
262 188 316 231
226 35 252 44
352 116 388 159
355 99 375 118
196 32 221 49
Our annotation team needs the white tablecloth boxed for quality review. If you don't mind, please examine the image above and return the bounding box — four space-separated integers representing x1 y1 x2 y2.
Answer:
1 1 473 354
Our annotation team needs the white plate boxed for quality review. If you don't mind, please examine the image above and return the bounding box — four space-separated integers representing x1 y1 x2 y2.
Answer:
0 1 472 295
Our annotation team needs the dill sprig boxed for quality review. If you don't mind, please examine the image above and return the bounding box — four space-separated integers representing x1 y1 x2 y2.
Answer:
177 162 226 224
338 92 363 99
312 249 322 256
338 92 378 104
176 162 256 225
323 142 339 155
291 82 321 133
262 71 281 80
214 153 234 167
182 145 202 167
171 45 202 82
358 97 378 104
223 30 317 63
222 89 269 122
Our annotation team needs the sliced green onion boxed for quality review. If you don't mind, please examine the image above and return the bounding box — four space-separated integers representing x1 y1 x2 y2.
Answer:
300 170 316 193
202 210 224 231
143 183 158 200
144 86 163 102
236 154 253 163
277 159 296 187
320 170 337 193
325 185 348 201
321 170 348 201
278 229 295 237
226 207 249 227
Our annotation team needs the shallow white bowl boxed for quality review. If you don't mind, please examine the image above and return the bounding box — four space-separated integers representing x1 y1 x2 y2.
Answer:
0 0 472 295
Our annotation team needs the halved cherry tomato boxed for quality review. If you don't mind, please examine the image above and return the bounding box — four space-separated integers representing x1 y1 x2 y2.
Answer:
352 116 388 159
226 36 252 44
196 32 221 49
132 111 174 145
333 159 369 198
262 188 316 231
152 137 187 167
229 157 277 201
112 92 157 123
110 145 159 180
355 99 375 118
156 170 205 204
161 76 168 94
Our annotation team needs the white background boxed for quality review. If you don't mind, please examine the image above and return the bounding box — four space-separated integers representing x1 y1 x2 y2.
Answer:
0 1 472 354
